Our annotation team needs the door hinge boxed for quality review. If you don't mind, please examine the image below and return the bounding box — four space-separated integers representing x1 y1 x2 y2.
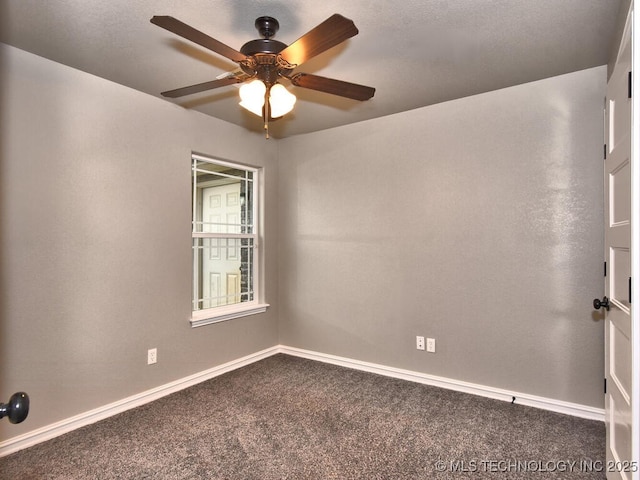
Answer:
629 71 633 99
604 378 607 394
604 144 607 160
604 261 607 277
629 277 632 304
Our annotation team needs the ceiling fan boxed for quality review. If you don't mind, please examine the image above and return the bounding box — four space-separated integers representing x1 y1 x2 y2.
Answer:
150 13 375 137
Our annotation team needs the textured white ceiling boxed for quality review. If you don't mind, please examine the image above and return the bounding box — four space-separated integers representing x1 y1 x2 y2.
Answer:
0 0 623 138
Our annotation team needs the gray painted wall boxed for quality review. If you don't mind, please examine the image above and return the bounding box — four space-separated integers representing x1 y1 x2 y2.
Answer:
277 66 606 408
0 44 279 441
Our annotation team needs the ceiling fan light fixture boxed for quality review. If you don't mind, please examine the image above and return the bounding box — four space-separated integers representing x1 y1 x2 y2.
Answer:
239 80 296 119
239 79 266 116
269 83 296 118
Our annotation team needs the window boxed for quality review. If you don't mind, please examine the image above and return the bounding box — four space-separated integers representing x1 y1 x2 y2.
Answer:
191 154 268 327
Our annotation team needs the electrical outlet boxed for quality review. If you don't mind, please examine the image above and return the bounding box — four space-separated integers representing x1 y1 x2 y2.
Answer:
416 336 425 351
147 348 157 365
426 338 436 353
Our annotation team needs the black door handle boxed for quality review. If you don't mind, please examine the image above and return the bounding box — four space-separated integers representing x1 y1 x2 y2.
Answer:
593 296 610 311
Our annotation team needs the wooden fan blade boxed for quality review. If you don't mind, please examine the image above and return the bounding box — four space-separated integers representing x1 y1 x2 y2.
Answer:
279 14 358 66
161 76 245 98
151 16 247 63
288 73 375 101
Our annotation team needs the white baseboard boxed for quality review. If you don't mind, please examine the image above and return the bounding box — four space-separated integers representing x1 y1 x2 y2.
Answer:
0 346 279 458
276 346 605 422
0 344 604 457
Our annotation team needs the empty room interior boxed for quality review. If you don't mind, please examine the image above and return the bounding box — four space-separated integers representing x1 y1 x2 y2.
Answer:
0 0 638 477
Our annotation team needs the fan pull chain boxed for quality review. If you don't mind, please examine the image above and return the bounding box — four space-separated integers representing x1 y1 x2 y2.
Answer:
263 86 270 139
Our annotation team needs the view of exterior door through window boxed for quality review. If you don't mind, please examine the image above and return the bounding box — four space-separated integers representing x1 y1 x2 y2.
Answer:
201 182 242 308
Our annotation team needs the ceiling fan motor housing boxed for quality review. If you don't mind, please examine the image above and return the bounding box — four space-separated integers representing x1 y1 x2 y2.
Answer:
240 38 287 56
240 17 293 85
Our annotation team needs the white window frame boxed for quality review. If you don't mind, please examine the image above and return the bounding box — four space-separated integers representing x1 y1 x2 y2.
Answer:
191 153 268 327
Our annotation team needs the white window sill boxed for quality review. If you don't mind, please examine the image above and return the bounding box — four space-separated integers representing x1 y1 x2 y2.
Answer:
190 303 270 328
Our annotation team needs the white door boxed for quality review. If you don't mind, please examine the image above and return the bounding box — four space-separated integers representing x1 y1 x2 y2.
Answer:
604 8 635 479
202 182 242 308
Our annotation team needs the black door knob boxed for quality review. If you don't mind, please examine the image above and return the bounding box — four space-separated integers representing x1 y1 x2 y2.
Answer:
593 296 610 311
0 392 29 424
